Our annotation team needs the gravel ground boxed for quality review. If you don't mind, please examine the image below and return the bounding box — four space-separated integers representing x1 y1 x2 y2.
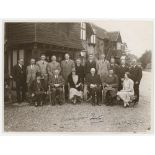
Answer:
4 71 152 133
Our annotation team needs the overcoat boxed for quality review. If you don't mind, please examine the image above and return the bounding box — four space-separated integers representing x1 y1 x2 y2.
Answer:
85 60 96 74
36 60 48 77
47 61 61 78
129 65 142 83
26 64 40 84
61 59 75 82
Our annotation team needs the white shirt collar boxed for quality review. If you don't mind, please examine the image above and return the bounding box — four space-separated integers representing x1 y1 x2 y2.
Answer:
19 64 22 68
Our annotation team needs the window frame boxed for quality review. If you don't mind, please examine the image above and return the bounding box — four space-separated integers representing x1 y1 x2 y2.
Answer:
90 34 96 44
80 22 86 40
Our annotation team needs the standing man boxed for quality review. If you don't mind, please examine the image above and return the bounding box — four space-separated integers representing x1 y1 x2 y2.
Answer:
118 59 129 90
61 53 75 99
47 55 61 80
110 57 119 77
13 58 26 104
96 53 110 83
36 53 48 89
129 59 142 104
75 58 85 83
26 58 40 93
85 54 96 75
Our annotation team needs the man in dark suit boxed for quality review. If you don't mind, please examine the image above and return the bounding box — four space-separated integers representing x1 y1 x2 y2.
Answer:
30 73 46 106
118 59 129 90
85 68 102 106
48 69 65 105
61 53 75 100
129 59 142 103
13 58 26 103
85 54 96 75
110 57 119 77
75 58 85 83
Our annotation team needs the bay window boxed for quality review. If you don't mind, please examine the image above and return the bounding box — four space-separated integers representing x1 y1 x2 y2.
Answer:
90 34 96 44
117 42 122 50
80 22 86 40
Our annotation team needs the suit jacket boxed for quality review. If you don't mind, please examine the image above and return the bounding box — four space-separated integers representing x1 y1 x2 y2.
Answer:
85 60 96 74
85 73 101 86
118 65 129 79
110 63 119 76
36 60 48 76
96 59 110 76
75 64 85 82
26 64 40 83
61 59 75 81
31 80 46 94
104 74 118 88
47 61 61 78
13 64 26 83
49 75 64 87
129 65 142 83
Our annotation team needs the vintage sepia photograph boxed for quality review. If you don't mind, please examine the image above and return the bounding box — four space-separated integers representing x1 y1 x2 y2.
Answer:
3 21 153 132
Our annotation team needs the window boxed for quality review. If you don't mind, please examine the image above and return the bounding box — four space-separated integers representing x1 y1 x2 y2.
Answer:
117 42 121 50
80 22 86 40
90 34 96 44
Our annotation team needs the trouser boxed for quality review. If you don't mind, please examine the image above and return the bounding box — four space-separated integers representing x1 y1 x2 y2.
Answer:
41 75 48 90
64 84 69 100
105 90 117 105
16 82 26 103
118 78 123 91
27 80 33 94
52 87 63 103
32 92 46 105
134 83 140 102
88 87 100 104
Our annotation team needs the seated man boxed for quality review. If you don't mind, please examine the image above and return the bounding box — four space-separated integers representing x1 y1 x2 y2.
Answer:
30 73 46 107
85 68 102 106
103 68 118 106
48 69 65 105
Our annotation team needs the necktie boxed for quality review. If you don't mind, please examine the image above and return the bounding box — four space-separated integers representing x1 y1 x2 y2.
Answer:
56 76 58 83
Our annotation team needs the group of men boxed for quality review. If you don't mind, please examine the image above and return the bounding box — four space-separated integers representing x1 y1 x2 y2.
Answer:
11 52 142 106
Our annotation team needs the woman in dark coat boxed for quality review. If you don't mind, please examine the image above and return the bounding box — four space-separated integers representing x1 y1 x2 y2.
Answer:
68 68 83 104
